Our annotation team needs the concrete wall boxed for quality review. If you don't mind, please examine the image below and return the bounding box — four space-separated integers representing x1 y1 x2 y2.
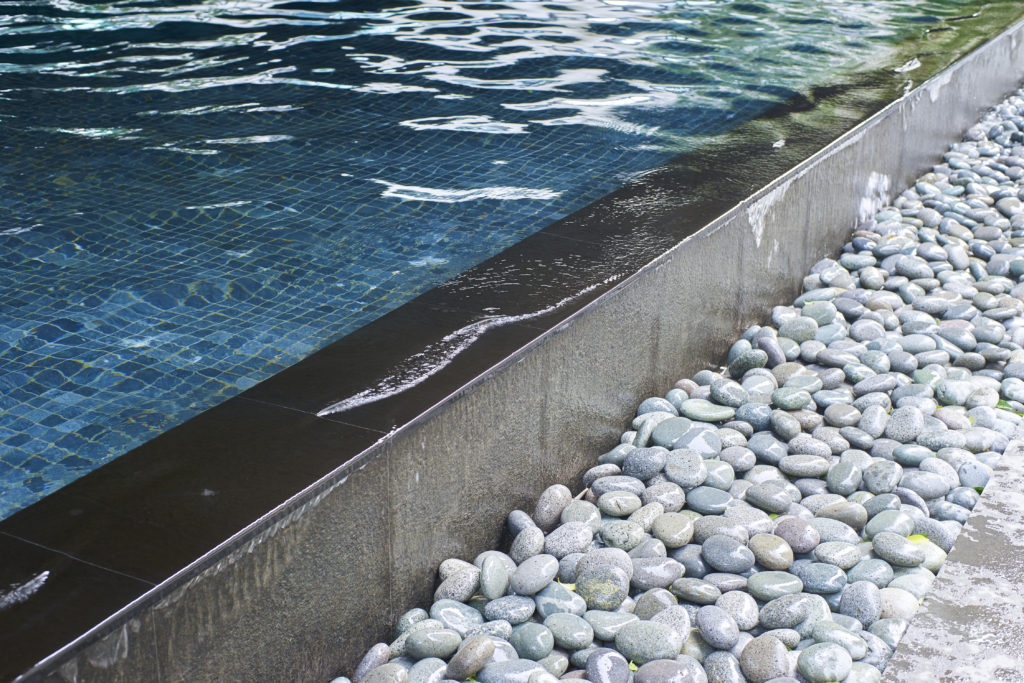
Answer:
24 17 1024 683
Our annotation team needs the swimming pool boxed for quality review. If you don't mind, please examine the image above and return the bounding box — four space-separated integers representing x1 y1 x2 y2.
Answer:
0 0 1019 518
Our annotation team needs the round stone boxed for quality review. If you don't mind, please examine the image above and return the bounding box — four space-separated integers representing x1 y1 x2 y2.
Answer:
813 541 861 570
575 565 630 611
879 587 920 620
779 454 831 478
798 643 853 683
477 659 545 683
665 450 708 489
446 637 496 681
534 581 586 619
872 532 925 567
633 660 693 683
583 610 638 642
716 590 759 630
885 406 925 443
774 517 821 553
484 596 536 624
864 509 915 539
686 486 732 515
759 594 814 630
669 577 722 605
362 663 408 683
747 533 794 570
585 650 630 683
739 635 789 683
862 461 903 494
790 561 847 594
614 621 684 665
543 613 593 651
510 555 559 596
544 523 594 559
746 571 803 602
600 520 645 551
696 605 740 650
630 557 684 591
508 623 554 660
652 512 695 548
431 600 484 636
623 447 669 481
681 399 736 423
406 629 463 660
702 534 756 574
840 580 883 628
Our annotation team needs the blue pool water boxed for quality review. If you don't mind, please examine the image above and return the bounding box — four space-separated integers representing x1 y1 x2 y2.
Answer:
0 0 1011 517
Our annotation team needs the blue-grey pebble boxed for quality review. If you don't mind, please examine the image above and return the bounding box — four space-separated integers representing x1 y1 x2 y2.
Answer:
484 596 536 625
354 643 392 683
746 571 803 601
407 629 463 661
508 624 554 661
797 643 852 683
362 664 408 683
669 577 722 605
686 486 732 515
759 594 815 629
703 651 745 682
701 534 756 573
432 600 484 636
534 581 586 619
840 581 882 627
739 634 789 683
633 659 695 683
510 555 559 596
409 658 448 683
790 561 847 594
585 650 630 683
543 613 593 651
696 605 740 650
476 659 545 683
631 557 685 591
862 461 903 494
583 610 639 642
614 621 684 664
871 532 925 567
575 564 630 611
510 527 546 564
481 555 511 600
847 558 894 588
868 618 908 651
446 637 496 681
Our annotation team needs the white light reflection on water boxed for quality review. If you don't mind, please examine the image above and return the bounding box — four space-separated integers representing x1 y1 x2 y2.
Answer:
317 275 623 416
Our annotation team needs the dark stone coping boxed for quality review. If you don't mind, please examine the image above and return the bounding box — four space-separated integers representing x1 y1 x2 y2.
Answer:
4 12 1024 683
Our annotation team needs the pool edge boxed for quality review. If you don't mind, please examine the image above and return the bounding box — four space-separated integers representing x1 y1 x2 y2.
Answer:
9 16 1024 683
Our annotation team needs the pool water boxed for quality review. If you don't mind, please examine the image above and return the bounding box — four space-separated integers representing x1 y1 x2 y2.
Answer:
0 0 1018 518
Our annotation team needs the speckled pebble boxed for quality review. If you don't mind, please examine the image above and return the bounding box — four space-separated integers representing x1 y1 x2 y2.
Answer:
739 635 789 683
614 621 684 665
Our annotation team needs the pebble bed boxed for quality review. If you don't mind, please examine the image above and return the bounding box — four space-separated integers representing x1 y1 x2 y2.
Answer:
333 88 1024 683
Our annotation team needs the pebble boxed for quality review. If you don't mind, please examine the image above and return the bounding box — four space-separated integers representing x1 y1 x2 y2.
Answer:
584 651 629 683
797 643 853 683
747 533 794 570
871 532 925 567
746 571 803 602
739 635 789 683
575 565 631 610
614 621 684 665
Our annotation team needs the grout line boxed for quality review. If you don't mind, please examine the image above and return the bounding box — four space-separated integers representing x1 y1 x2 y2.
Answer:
0 531 156 587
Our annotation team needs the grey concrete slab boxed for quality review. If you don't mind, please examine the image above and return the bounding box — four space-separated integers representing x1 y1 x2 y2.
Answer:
883 431 1024 683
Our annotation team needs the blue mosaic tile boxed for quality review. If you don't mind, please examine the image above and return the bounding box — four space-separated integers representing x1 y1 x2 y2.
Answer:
0 0 1004 518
